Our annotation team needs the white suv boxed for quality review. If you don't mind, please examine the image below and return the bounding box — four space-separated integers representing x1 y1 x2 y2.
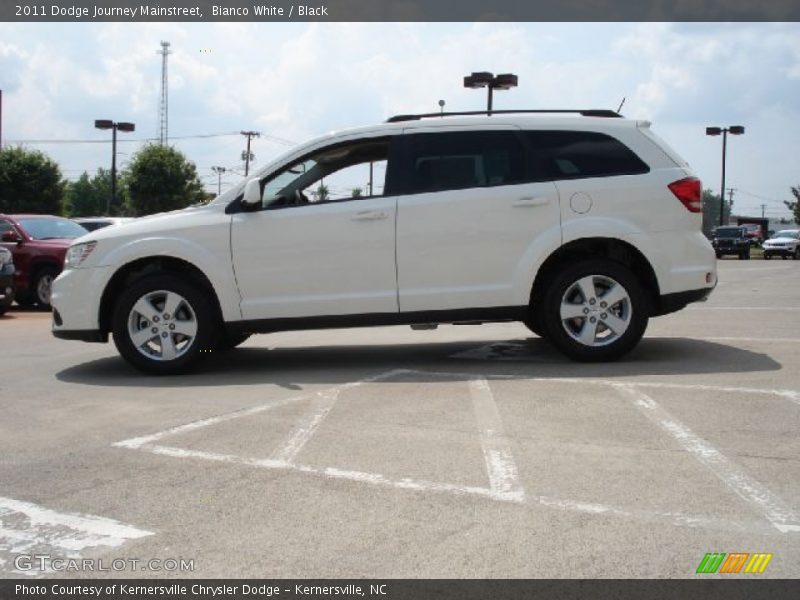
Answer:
52 110 717 374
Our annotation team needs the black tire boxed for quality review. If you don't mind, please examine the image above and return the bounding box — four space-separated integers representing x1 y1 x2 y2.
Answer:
745 251 751 260
794 248 800 260
715 251 722 259
112 274 219 375
216 331 251 350
541 259 649 362
764 253 772 260
31 266 60 309
782 255 788 260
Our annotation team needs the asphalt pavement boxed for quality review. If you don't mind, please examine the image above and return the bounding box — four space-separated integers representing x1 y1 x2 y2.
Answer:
0 259 798 578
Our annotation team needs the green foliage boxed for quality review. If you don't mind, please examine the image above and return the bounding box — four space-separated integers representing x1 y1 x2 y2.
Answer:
64 168 115 217
702 189 731 237
351 187 363 198
313 183 329 202
0 146 65 214
785 186 800 224
123 144 205 216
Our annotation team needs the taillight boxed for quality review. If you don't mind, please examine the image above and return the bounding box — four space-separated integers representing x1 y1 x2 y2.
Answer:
668 177 702 213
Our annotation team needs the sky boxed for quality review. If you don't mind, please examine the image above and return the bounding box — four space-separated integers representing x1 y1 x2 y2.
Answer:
0 21 798 219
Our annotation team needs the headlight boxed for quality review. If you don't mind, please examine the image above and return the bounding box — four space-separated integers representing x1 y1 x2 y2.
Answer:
65 241 97 268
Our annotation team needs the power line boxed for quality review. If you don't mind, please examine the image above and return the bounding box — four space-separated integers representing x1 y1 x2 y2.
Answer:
6 132 296 146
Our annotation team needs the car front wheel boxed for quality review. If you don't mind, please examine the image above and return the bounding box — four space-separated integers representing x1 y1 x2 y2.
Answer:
541 260 649 362
112 274 218 374
32 266 59 309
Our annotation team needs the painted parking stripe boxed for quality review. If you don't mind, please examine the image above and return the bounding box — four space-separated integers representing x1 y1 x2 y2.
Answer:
614 384 800 534
0 496 152 577
269 387 341 464
468 378 525 501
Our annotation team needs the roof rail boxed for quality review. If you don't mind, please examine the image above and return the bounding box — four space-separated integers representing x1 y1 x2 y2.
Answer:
386 109 622 123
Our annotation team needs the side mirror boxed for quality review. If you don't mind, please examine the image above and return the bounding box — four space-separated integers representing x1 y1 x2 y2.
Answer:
242 178 263 208
1 230 21 243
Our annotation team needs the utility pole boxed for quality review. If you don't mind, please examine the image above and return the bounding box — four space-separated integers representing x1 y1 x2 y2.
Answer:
761 203 767 219
157 41 172 145
240 131 260 176
211 166 227 196
705 125 744 226
726 188 736 212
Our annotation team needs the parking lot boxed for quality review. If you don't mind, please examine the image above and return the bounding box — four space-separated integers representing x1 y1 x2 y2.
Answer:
1 259 798 578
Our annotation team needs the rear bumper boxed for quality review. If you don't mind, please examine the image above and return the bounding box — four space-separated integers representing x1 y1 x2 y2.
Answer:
653 286 713 317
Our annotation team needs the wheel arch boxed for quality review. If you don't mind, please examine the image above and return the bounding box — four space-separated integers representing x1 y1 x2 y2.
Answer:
98 256 225 334
529 237 661 315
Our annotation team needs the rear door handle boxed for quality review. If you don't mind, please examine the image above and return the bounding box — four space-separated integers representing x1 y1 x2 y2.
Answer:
513 197 549 207
351 210 388 221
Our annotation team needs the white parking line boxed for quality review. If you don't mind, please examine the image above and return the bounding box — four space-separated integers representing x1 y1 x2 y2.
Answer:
468 379 525 501
269 388 341 464
614 385 800 534
0 496 152 577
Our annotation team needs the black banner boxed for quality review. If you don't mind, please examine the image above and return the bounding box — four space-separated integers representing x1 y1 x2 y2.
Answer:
3 0 800 22
1 580 799 600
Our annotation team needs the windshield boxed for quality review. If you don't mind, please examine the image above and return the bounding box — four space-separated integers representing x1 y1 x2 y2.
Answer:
772 230 799 240
715 227 743 238
17 217 88 240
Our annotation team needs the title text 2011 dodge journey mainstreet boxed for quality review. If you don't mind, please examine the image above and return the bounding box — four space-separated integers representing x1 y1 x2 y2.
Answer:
52 110 717 374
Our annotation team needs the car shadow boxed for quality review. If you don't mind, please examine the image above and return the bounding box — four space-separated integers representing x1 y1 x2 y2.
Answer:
55 336 782 389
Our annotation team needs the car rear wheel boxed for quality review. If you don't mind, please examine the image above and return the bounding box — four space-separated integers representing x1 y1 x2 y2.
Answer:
541 259 649 362
794 248 800 260
32 266 59 309
112 274 218 375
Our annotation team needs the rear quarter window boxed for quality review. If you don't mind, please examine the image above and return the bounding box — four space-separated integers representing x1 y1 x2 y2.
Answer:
524 130 649 180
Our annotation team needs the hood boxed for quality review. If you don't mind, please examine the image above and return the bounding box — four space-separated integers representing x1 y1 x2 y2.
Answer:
82 203 219 243
764 236 797 244
28 237 76 247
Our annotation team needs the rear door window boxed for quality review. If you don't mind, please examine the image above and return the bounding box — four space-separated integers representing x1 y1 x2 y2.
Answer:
399 130 530 195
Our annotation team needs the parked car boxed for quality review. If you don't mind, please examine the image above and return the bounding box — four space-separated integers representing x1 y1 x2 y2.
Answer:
762 229 800 260
52 109 717 373
0 214 88 308
741 223 764 246
0 247 14 315
711 226 751 259
72 217 134 232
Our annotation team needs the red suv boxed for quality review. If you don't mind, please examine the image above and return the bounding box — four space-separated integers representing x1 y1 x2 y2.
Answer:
0 214 88 308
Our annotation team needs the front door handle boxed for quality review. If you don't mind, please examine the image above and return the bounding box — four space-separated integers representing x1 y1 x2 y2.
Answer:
351 210 388 221
513 197 549 207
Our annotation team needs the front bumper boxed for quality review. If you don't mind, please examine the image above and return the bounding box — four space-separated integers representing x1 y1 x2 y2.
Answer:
51 265 113 340
763 247 795 257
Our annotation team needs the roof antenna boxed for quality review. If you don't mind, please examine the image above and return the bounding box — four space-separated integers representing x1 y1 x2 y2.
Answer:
616 97 626 114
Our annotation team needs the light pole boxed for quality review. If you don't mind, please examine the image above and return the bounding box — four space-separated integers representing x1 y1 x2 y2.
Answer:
240 130 260 176
463 72 518 115
706 125 744 226
95 119 135 215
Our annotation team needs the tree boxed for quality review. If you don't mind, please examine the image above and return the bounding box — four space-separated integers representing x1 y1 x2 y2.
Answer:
351 187 363 198
123 144 205 216
701 189 731 237
64 168 113 217
0 146 65 214
785 186 800 224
